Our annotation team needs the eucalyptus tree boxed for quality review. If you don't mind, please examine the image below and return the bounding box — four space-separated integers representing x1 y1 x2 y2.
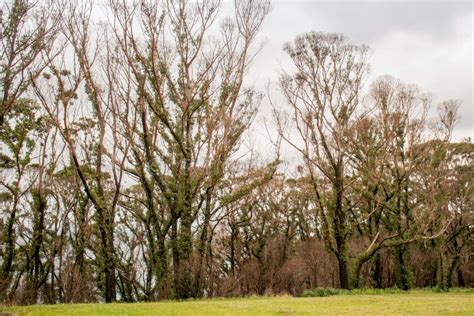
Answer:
276 33 462 289
442 140 474 288
369 76 434 289
31 1 130 302
0 98 55 302
415 101 473 290
0 0 58 128
276 32 372 289
345 113 391 288
105 0 272 298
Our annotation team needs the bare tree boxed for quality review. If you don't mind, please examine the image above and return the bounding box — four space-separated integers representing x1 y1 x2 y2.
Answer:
31 0 130 302
0 0 57 127
106 0 272 298
277 32 370 289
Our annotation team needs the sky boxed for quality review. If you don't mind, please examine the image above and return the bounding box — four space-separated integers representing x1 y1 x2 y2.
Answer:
241 0 473 161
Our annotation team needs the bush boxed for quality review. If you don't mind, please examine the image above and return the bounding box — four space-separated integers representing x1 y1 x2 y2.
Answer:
301 287 407 297
301 288 344 297
300 287 474 298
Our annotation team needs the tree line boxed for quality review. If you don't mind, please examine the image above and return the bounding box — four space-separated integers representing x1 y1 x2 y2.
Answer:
1 0 472 304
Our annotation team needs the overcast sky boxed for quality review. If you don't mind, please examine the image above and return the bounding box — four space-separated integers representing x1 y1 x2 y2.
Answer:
243 0 473 156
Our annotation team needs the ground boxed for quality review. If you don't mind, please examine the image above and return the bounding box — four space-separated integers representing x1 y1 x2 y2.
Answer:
1 291 473 315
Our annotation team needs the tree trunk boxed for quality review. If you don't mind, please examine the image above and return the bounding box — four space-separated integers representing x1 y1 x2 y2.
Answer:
30 190 47 303
373 253 383 288
436 245 449 291
0 209 16 301
176 212 193 299
335 169 349 289
337 253 349 289
447 256 459 288
457 268 465 287
394 245 412 290
99 212 116 302
194 189 213 297
156 236 168 298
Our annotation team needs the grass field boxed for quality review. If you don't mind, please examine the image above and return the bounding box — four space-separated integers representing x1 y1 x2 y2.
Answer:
1 290 473 315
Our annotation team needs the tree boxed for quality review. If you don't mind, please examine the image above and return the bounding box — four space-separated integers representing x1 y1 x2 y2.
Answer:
0 98 53 302
415 101 472 290
105 0 272 298
31 1 129 301
277 32 370 289
0 0 57 128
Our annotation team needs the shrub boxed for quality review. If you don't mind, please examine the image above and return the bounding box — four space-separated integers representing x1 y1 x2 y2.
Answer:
301 288 343 297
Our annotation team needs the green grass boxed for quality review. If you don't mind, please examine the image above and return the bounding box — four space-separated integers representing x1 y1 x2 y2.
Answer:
1 290 473 315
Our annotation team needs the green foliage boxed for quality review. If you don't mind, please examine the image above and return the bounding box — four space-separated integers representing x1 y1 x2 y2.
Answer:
301 288 343 297
219 160 279 207
0 99 47 161
0 191 12 202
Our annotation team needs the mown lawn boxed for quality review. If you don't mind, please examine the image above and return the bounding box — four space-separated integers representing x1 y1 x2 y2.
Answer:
1 291 473 315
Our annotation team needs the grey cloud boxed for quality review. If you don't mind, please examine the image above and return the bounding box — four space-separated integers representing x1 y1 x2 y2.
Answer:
249 0 473 140
275 1 472 43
